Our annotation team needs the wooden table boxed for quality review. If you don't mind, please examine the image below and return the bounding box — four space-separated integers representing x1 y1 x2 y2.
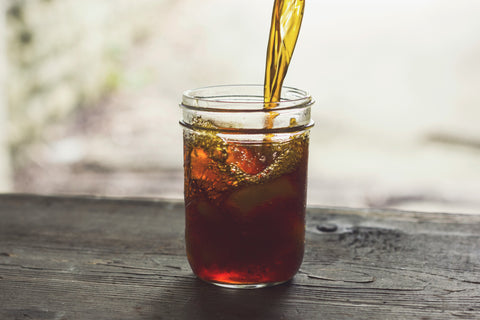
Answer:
0 194 479 319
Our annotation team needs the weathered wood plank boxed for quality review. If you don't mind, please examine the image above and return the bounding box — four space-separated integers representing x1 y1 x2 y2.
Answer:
0 194 479 319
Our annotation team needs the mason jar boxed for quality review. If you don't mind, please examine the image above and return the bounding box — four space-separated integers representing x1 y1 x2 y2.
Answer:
180 84 314 288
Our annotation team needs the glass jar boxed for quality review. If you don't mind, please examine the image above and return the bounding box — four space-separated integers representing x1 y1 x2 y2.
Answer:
180 85 314 288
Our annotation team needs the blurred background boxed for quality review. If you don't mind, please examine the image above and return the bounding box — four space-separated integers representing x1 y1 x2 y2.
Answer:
1 0 479 214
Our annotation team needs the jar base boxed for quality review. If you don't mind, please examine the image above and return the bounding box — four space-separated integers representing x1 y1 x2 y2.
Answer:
203 279 289 289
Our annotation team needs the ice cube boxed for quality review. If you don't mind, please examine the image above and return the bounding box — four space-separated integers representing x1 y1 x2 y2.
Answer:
189 147 230 198
225 176 296 216
225 145 267 175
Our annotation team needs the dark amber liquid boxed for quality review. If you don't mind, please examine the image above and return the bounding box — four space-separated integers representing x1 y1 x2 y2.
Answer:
184 133 309 285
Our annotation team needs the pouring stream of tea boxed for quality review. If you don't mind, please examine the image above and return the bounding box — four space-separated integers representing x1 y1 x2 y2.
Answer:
264 0 305 129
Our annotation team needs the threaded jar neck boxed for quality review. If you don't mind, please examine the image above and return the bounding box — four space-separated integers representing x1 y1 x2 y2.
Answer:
180 85 314 134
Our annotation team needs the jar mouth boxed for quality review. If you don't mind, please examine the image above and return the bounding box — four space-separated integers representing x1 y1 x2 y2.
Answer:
181 84 313 112
180 84 314 133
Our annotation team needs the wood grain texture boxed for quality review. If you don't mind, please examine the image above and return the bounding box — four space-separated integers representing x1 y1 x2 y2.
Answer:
0 194 479 320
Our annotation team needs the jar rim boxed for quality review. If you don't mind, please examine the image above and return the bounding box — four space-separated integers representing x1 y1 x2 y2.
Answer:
181 84 313 112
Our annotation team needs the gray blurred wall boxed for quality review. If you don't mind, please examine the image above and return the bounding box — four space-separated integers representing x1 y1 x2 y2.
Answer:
0 0 11 191
5 0 168 169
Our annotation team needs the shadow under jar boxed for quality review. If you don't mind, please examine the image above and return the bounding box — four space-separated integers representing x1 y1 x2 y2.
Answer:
180 85 314 289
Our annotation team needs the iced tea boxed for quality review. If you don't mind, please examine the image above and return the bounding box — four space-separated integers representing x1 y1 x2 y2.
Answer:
183 120 310 287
